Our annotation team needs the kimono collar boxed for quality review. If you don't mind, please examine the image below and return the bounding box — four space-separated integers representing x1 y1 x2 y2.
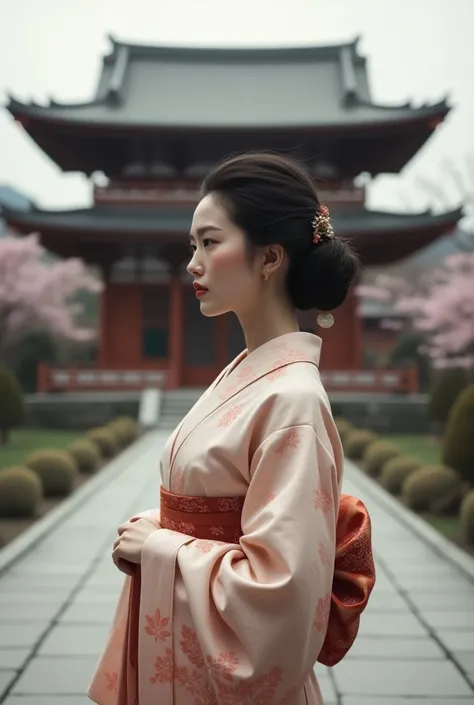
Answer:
167 332 322 474
218 331 322 399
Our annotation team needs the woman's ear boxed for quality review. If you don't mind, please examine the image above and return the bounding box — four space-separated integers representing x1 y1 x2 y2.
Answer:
262 244 285 276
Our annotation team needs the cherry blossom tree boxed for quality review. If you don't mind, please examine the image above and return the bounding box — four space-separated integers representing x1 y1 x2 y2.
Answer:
357 253 474 371
0 233 103 365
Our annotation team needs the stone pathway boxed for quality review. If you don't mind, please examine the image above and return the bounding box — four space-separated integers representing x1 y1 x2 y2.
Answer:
0 430 473 704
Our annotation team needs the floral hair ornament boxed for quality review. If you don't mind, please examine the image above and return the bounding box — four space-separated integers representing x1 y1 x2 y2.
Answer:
312 204 335 245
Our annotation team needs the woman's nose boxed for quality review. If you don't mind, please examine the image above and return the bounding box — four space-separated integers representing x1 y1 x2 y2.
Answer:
187 251 203 276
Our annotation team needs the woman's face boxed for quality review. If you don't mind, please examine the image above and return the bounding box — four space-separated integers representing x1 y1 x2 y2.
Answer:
187 193 264 318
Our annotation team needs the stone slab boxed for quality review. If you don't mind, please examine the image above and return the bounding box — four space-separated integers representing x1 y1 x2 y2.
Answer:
4 698 91 705
346 636 445 660
0 590 74 604
342 699 474 705
7 561 87 577
38 624 110 657
395 573 474 591
453 651 474 674
0 602 59 622
422 611 474 629
60 602 117 624
0 670 16 696
409 592 474 611
365 591 410 612
333 659 473 697
0 575 79 589
11 656 97 694
433 630 474 652
0 648 30 669
74 589 121 604
358 613 428 637
0 622 48 648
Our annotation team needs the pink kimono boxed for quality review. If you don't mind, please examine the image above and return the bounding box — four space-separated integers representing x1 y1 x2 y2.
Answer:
88 332 375 705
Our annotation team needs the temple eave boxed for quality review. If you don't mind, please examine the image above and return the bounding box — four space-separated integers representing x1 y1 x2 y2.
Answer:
3 207 462 267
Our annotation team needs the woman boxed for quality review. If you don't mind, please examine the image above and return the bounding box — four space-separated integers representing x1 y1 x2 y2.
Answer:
88 152 375 705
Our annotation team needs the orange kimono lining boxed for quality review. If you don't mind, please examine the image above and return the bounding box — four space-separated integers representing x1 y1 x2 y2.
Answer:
160 486 376 667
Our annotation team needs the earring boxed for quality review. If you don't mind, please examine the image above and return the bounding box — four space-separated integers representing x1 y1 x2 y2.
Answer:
317 312 334 329
262 270 269 282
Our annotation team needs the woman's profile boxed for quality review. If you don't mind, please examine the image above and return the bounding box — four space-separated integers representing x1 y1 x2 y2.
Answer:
88 152 376 705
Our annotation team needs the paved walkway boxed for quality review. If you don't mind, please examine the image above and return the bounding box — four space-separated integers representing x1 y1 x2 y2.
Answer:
0 430 473 705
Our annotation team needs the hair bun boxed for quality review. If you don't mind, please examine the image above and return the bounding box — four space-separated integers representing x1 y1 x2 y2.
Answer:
287 238 359 311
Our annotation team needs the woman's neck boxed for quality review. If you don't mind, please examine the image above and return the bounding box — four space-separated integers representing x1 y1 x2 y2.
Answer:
238 297 300 354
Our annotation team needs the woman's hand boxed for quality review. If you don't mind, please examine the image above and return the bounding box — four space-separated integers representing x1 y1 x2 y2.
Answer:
112 517 158 574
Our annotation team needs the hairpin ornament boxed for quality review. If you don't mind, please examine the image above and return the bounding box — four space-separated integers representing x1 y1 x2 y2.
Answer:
312 204 335 245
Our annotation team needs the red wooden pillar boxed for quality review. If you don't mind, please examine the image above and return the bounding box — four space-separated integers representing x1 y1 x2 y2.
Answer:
318 290 362 370
168 275 184 388
97 285 108 368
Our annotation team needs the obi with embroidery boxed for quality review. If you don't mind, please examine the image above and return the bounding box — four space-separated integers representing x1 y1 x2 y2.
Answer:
160 486 375 667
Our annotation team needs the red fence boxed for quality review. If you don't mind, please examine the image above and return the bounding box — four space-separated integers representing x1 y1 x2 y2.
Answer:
38 364 417 395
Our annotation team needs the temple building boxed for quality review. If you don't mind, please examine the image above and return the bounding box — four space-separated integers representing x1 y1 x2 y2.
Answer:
4 37 461 393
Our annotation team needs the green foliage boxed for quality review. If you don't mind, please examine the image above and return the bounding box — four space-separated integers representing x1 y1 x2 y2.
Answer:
12 330 58 393
0 366 25 443
344 429 378 460
442 384 474 485
363 440 401 478
389 331 431 392
26 448 78 497
86 427 118 458
0 466 42 517
428 368 468 425
67 439 101 474
107 416 138 447
460 490 474 546
402 465 465 514
333 417 354 444
380 455 423 495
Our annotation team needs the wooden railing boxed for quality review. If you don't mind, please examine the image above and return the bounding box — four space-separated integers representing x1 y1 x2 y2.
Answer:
321 368 418 394
37 364 418 395
37 364 168 393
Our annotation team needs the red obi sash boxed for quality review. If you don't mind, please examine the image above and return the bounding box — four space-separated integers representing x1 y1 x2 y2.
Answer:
160 486 375 667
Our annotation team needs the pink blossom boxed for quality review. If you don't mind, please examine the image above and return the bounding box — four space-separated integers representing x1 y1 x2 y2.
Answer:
0 233 103 359
356 253 474 370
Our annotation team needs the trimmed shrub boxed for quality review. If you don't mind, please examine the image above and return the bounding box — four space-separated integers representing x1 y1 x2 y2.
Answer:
363 440 401 478
344 429 378 460
26 449 78 497
402 465 464 514
442 384 474 486
107 416 138 447
0 466 42 517
380 456 423 495
0 366 25 444
428 368 468 425
460 491 474 546
67 439 101 474
86 427 118 458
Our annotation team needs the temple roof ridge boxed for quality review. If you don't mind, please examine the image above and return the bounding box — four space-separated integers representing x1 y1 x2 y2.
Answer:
105 33 364 60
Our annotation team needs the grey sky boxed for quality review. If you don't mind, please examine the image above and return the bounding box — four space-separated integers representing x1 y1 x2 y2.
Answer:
0 0 473 215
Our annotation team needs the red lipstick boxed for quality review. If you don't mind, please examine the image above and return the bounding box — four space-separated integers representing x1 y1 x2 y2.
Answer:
193 282 208 297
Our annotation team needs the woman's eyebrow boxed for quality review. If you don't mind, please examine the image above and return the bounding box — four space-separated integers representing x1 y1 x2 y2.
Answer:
189 225 222 240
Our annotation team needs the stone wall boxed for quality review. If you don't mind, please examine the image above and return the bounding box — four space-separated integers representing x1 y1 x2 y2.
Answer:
329 393 431 434
24 392 140 430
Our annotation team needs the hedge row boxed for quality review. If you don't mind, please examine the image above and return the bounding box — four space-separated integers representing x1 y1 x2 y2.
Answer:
0 416 139 518
334 415 474 548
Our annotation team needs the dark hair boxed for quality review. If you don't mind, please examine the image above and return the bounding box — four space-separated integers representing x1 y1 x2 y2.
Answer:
201 152 360 311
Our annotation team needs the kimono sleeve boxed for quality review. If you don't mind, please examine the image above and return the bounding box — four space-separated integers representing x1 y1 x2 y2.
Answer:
145 423 339 701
